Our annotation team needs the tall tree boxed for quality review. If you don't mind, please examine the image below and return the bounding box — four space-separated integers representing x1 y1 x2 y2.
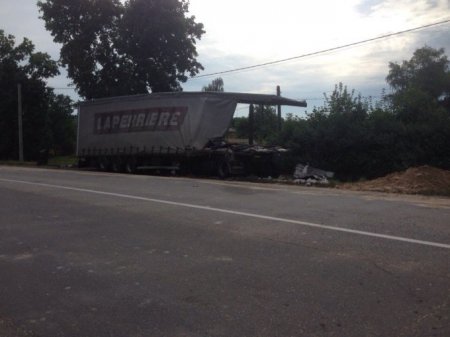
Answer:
38 0 205 99
386 46 450 122
385 47 450 169
232 105 278 144
0 30 74 160
46 92 77 155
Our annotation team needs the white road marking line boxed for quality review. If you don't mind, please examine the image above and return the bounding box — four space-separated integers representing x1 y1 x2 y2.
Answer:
1 178 449 250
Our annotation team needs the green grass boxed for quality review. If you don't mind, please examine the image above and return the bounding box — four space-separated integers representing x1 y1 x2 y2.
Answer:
47 155 78 167
0 160 36 166
0 156 78 168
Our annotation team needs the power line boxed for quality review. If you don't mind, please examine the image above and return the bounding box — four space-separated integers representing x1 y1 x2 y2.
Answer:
190 18 450 79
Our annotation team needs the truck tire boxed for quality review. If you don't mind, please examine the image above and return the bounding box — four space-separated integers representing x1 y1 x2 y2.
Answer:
258 162 280 178
125 158 137 174
98 157 110 171
217 160 231 179
111 158 124 173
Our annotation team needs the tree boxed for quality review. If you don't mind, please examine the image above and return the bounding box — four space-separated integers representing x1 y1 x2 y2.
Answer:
386 46 450 168
321 82 369 118
202 77 224 92
46 92 77 155
232 105 279 144
387 46 449 98
38 0 205 99
0 30 74 160
253 105 279 143
386 46 450 122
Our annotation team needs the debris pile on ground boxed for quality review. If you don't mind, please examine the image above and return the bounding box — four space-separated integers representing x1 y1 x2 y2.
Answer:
293 164 334 186
339 166 450 196
0 316 32 337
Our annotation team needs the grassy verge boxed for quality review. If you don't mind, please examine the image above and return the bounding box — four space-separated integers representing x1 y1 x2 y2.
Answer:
0 156 78 168
0 160 36 167
47 155 78 167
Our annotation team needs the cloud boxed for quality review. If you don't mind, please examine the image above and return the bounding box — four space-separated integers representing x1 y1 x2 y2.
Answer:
356 0 385 15
1 0 60 59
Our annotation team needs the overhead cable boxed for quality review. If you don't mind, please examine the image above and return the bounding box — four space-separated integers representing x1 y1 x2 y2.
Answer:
190 18 450 79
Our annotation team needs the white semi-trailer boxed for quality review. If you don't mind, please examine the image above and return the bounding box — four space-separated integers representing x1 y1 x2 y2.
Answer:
77 92 306 177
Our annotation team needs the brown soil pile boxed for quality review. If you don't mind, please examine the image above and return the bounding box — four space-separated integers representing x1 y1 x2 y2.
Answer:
339 166 450 196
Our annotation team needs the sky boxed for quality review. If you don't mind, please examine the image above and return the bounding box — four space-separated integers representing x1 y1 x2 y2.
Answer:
1 0 449 116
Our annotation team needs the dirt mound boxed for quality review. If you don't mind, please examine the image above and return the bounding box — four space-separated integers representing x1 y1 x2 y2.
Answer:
339 166 450 196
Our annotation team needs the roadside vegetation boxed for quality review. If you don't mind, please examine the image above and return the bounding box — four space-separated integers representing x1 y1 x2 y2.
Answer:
233 47 450 182
47 155 78 167
0 30 75 162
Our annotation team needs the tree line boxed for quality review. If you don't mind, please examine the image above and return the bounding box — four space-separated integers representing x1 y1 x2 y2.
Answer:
0 30 75 160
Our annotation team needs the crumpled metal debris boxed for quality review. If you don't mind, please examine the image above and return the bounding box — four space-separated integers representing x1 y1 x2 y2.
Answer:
293 164 334 185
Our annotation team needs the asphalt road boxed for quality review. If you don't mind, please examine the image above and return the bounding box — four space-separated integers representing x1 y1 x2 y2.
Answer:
0 166 449 337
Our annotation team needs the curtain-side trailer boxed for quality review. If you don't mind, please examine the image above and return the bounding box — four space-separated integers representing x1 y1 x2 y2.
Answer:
77 92 306 177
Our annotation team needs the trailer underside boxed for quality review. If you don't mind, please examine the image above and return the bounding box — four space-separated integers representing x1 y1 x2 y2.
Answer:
78 142 285 178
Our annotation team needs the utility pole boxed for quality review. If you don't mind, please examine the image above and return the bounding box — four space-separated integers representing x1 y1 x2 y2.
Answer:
18 84 24 162
249 104 254 145
276 85 282 132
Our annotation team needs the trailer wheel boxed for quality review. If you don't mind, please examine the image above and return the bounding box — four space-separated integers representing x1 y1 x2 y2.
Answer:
269 165 281 179
98 157 110 171
257 162 280 178
217 160 231 179
125 158 137 174
111 158 124 173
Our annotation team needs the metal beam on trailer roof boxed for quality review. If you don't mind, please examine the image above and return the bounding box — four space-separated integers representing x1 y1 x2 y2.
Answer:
78 92 307 108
